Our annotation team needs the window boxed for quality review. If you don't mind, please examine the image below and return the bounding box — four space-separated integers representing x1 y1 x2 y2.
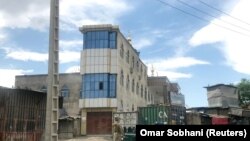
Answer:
145 88 147 100
148 92 150 101
110 74 116 98
126 75 130 90
132 56 134 68
83 31 117 49
109 32 116 49
132 79 135 92
136 82 139 95
82 73 117 98
120 70 124 86
141 64 143 74
126 50 129 63
120 44 124 58
141 85 143 98
136 61 139 71
99 82 103 90
61 85 69 98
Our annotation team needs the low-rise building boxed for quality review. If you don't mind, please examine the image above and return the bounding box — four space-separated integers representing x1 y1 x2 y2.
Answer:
204 84 239 108
15 73 81 138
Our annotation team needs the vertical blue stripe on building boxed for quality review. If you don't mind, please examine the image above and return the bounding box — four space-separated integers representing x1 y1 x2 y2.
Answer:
81 73 117 98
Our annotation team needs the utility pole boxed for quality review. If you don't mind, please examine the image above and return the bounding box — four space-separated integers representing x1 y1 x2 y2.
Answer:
45 0 59 141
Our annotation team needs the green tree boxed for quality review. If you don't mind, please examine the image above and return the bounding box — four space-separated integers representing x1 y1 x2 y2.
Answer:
237 79 250 106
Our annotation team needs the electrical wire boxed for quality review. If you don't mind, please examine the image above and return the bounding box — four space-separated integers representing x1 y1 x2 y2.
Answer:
175 0 250 32
155 0 250 37
198 0 250 26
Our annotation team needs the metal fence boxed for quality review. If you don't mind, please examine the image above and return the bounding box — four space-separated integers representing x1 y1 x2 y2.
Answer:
0 88 46 141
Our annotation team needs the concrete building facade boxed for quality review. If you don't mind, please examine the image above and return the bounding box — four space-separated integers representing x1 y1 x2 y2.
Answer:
79 24 152 135
147 76 171 105
205 84 239 108
147 77 185 106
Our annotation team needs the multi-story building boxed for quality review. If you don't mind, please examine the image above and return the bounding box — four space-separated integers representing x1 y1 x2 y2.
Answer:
147 77 186 124
147 76 171 105
169 83 185 106
79 24 152 135
147 77 185 106
205 84 239 108
14 24 185 136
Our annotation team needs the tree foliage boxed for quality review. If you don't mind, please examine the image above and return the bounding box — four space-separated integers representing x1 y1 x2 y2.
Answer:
237 78 250 106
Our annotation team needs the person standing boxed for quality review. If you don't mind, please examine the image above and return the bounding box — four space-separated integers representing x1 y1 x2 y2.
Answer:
113 117 124 141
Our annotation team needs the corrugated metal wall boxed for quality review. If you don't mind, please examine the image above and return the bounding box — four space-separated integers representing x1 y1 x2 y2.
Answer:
0 88 46 141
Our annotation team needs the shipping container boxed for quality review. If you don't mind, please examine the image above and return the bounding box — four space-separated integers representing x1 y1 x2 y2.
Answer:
138 105 186 125
138 106 170 125
212 116 229 125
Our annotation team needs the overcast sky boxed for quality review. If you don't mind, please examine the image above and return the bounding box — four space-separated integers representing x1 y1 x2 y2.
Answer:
0 0 250 107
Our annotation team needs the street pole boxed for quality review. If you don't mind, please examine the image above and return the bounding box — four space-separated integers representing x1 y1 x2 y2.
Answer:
45 0 59 141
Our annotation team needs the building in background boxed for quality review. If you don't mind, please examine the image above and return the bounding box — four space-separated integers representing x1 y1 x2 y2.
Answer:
170 83 185 107
204 84 239 108
147 76 171 105
147 77 185 107
147 77 186 124
186 84 249 125
79 24 152 135
15 73 81 139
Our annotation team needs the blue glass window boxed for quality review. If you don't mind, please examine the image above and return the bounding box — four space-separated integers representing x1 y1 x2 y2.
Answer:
61 85 69 98
81 73 117 98
83 31 117 49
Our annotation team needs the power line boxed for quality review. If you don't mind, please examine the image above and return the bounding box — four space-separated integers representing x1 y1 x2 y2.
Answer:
155 0 250 38
198 0 250 26
175 0 250 33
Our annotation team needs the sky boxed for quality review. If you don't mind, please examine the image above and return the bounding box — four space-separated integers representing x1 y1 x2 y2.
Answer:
0 0 250 107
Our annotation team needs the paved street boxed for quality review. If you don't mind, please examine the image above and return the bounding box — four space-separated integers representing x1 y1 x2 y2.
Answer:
59 135 113 141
